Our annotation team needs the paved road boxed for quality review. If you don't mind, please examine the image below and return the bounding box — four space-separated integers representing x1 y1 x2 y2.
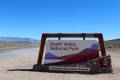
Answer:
0 47 39 62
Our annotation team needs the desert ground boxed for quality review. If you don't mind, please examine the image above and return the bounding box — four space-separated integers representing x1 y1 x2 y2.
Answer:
0 48 120 80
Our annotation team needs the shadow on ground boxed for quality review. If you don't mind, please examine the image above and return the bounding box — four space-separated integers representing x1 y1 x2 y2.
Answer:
7 68 33 71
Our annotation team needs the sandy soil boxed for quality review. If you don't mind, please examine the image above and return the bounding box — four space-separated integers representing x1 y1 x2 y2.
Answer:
0 48 120 80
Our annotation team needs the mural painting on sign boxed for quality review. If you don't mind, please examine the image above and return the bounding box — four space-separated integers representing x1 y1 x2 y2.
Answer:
44 40 99 65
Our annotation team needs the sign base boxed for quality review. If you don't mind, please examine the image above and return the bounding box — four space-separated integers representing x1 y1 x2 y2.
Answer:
33 56 113 74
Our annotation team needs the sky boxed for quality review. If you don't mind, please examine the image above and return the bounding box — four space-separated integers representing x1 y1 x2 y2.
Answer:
0 0 120 40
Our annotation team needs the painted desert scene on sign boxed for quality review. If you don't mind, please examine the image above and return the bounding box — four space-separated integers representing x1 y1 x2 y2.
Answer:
44 40 99 65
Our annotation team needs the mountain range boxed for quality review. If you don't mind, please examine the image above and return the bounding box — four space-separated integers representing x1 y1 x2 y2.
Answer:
0 37 39 43
105 38 120 48
0 37 119 47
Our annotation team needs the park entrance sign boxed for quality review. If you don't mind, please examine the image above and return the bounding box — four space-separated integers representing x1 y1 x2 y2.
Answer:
33 33 113 73
43 40 99 65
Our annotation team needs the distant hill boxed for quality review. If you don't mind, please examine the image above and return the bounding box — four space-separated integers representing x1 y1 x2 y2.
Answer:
0 37 120 49
105 38 120 48
0 37 40 49
0 37 39 43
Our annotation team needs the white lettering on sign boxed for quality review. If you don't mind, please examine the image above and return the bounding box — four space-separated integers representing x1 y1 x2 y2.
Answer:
49 66 90 72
